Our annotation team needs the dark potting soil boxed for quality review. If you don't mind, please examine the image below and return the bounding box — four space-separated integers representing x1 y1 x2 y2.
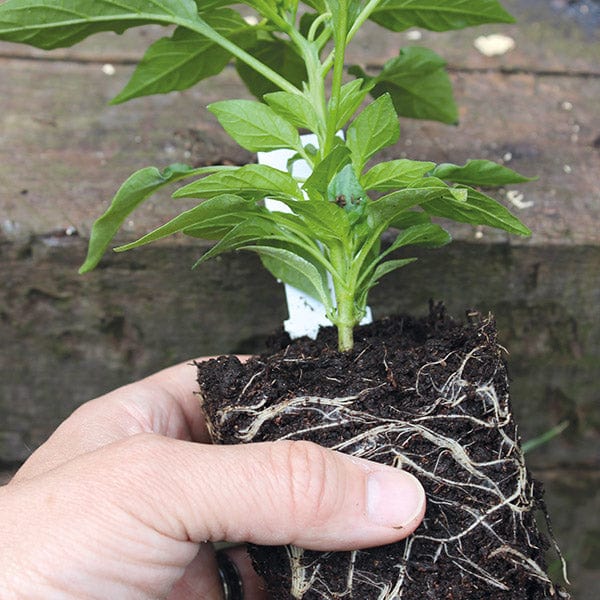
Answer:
197 306 570 599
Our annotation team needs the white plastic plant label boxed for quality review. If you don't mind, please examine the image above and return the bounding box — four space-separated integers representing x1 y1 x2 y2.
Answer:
258 135 372 340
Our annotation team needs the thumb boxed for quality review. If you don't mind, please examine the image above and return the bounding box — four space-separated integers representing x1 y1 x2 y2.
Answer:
118 435 426 551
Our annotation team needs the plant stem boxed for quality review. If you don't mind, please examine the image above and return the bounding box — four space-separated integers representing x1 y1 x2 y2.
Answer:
323 2 348 155
346 0 385 44
182 18 300 95
335 289 356 352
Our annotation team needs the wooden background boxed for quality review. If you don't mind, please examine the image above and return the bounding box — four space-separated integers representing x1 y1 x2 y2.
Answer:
1 0 599 596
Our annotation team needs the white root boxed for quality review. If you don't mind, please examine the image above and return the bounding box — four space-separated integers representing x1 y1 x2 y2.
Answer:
223 343 568 598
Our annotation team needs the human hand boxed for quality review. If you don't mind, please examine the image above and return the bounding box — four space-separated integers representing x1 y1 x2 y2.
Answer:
0 359 425 599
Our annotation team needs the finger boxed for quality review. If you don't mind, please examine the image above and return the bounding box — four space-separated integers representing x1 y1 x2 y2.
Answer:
170 546 266 600
109 435 426 551
13 357 251 482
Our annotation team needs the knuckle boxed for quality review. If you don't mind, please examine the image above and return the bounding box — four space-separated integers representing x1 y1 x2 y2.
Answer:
276 440 336 527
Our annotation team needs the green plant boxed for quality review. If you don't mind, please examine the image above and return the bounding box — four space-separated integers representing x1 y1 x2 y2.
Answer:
0 0 532 351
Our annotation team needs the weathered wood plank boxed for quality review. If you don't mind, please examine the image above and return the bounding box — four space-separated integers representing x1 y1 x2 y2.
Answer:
0 0 598 73
1 58 599 246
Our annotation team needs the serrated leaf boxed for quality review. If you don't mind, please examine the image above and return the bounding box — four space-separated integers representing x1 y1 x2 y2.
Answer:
248 246 333 309
114 194 258 251
79 163 201 273
264 91 320 131
208 99 301 152
173 164 303 201
370 0 515 33
361 159 436 191
236 39 307 98
369 47 458 124
0 0 200 49
432 159 536 187
347 93 400 171
423 186 531 235
111 11 251 103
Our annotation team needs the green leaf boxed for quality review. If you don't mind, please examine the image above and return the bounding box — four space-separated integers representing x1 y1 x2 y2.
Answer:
370 0 515 33
279 197 351 242
423 186 532 236
365 47 458 124
386 223 451 254
264 91 320 131
303 146 352 200
333 79 370 131
111 11 251 104
248 246 333 309
236 39 307 98
370 258 417 283
208 99 301 152
173 164 303 201
389 210 432 229
196 216 291 263
327 164 368 224
114 194 259 251
432 159 536 187
79 163 200 273
366 186 449 227
347 93 400 171
361 159 436 191
0 0 200 49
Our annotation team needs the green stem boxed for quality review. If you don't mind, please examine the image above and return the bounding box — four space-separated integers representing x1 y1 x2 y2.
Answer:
345 0 385 44
335 290 356 352
323 3 348 155
182 18 300 95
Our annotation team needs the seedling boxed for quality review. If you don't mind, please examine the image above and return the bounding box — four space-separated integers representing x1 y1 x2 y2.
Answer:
0 0 531 353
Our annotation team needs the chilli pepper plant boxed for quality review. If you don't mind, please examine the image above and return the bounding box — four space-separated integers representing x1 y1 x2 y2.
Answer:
1 0 532 351
0 1 570 598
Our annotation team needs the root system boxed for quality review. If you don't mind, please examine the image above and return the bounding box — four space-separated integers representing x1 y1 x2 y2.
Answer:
198 308 570 599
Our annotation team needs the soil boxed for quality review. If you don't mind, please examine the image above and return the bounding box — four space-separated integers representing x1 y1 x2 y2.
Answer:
197 305 570 599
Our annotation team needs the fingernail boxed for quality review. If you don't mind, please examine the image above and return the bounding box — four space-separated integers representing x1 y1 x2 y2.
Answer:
366 468 425 528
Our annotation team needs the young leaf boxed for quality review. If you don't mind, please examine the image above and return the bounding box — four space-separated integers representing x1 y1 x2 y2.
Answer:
303 146 352 200
432 159 536 187
361 159 436 191
114 194 260 251
346 93 400 171
208 99 301 152
279 196 351 242
111 11 251 104
423 186 532 236
264 91 321 131
79 163 204 273
173 164 303 201
0 0 200 49
370 0 515 33
327 164 368 224
354 47 458 124
333 79 370 131
236 39 307 99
